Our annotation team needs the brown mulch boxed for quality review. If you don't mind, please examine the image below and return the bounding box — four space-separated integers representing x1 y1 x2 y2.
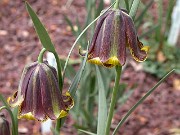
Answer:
0 0 179 135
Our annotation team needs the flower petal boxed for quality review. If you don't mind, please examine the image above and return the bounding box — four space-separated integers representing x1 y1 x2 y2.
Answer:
122 11 148 62
18 66 47 121
103 56 120 68
116 10 126 65
62 92 74 111
99 11 115 63
89 10 113 59
40 64 66 120
8 63 37 107
88 57 104 66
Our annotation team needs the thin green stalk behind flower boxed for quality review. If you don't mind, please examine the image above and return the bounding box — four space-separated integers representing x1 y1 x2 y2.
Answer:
105 66 122 135
63 1 116 77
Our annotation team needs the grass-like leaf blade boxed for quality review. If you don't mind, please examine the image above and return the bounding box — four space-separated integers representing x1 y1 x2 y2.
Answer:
25 2 56 53
96 66 107 135
69 44 89 97
112 69 175 135
139 24 160 39
78 129 96 135
129 0 140 20
124 0 130 13
135 0 154 27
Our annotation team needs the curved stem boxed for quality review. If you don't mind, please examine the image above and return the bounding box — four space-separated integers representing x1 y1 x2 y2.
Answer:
112 69 175 135
63 1 116 80
114 0 120 9
0 106 18 135
38 48 46 63
105 66 122 135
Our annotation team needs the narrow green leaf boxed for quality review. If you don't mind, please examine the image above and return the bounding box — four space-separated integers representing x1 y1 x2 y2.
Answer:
56 44 89 127
0 94 9 107
129 0 140 20
139 24 160 39
135 0 154 21
164 0 175 36
124 0 130 13
96 66 107 135
96 0 104 18
78 129 96 135
135 0 154 27
64 15 77 35
68 44 89 98
156 0 163 41
12 107 18 135
112 69 175 135
25 2 56 53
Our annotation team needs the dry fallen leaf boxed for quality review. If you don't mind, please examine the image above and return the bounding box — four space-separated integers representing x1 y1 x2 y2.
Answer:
173 79 180 90
157 51 166 62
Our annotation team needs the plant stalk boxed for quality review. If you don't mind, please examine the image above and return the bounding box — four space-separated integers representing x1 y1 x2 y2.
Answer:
105 65 122 135
114 0 120 9
0 106 18 135
38 48 46 63
54 51 63 133
53 52 63 91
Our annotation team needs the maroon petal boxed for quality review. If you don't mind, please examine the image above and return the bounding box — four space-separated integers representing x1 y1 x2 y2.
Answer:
99 11 115 62
20 69 34 115
117 10 126 65
32 66 46 121
89 10 113 57
19 66 46 121
122 11 147 61
8 62 37 106
39 64 66 120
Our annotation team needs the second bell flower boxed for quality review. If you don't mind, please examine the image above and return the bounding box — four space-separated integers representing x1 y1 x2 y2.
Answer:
8 61 74 122
88 9 149 68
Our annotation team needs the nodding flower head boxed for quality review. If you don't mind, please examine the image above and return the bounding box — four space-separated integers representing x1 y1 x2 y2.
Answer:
8 61 74 122
87 9 149 68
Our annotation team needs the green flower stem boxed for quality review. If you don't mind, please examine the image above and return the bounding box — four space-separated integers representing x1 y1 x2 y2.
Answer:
53 52 63 91
114 0 120 9
124 0 130 13
55 121 61 134
0 106 18 135
105 65 122 135
38 48 46 63
54 51 63 133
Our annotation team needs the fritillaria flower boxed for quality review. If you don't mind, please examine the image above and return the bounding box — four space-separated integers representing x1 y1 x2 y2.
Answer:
0 114 10 135
8 61 74 122
87 9 149 68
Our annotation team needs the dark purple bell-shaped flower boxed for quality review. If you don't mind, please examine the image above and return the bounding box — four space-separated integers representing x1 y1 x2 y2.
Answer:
8 61 74 122
87 9 149 68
